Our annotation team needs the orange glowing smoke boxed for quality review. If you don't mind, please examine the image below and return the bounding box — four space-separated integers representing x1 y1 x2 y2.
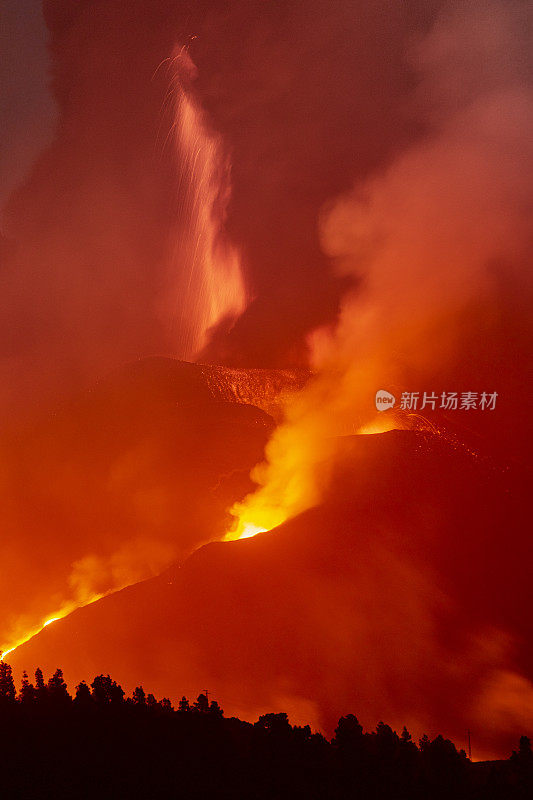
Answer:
225 370 404 542
0 534 180 662
227 1 533 543
163 46 248 359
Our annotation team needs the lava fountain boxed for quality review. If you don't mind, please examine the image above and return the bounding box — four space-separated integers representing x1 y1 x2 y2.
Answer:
165 45 248 359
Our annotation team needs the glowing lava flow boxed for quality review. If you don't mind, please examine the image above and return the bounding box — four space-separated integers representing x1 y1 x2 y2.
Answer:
1 618 62 662
355 415 401 436
0 596 105 662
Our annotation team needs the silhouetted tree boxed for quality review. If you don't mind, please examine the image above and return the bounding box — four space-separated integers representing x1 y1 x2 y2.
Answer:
333 713 364 748
400 725 412 744
193 692 209 713
513 735 533 766
47 669 71 706
74 681 92 707
375 721 398 744
132 686 146 706
159 697 173 712
178 696 190 713
373 721 400 765
255 712 291 736
0 661 528 800
34 667 46 701
208 699 223 718
511 735 533 796
0 661 16 702
419 733 468 799
91 675 124 705
19 671 36 705
292 724 312 743
397 724 419 787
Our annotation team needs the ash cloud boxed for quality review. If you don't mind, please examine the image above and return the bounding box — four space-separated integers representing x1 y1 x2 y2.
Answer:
317 0 533 459
1 0 441 411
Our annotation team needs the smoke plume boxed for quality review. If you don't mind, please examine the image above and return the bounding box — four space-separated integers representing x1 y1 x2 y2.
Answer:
228 0 533 746
231 0 533 536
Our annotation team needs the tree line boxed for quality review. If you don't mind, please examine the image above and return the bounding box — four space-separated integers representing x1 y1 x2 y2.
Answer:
0 661 531 799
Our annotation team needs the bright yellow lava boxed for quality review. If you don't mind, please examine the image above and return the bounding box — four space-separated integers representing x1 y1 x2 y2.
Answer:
238 523 268 540
1 616 63 662
356 416 399 436
225 507 287 542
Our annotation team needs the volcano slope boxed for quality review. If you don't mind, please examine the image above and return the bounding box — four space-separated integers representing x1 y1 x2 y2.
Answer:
9 429 531 759
0 358 308 651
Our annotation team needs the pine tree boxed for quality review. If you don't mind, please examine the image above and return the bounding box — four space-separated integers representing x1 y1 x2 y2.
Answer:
178 696 190 713
159 697 173 712
512 736 533 767
400 726 412 744
47 669 71 705
91 675 124 705
333 714 364 748
19 671 36 705
209 699 223 718
132 686 146 706
34 667 46 701
0 661 16 702
193 692 209 713
74 681 92 706
518 736 533 763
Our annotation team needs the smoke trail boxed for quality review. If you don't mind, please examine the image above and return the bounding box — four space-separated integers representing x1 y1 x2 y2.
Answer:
163 47 248 360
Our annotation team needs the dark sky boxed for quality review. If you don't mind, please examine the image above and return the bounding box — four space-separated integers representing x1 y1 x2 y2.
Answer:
0 0 56 212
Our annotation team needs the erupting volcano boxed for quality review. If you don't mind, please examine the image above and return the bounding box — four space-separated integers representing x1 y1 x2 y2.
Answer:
0 0 532 787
